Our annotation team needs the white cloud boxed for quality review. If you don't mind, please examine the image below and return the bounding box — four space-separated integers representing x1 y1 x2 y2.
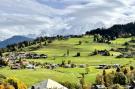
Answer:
0 0 135 40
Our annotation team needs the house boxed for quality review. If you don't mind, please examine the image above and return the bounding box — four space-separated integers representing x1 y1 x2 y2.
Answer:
64 64 71 68
10 63 21 69
25 53 48 59
40 54 48 58
26 64 35 69
91 84 106 89
45 64 57 70
21 60 29 65
96 85 106 89
79 64 86 68
97 50 110 56
96 64 111 69
113 64 120 68
29 79 68 89
16 52 26 59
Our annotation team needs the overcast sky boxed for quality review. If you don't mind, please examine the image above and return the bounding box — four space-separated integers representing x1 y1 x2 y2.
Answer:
0 0 135 40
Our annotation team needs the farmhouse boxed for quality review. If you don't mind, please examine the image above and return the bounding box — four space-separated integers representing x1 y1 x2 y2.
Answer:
29 79 68 89
25 53 48 59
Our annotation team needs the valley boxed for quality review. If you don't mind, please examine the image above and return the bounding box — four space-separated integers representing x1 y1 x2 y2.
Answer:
1 35 135 88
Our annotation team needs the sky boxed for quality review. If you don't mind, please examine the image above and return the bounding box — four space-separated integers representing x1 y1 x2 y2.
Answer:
0 0 135 40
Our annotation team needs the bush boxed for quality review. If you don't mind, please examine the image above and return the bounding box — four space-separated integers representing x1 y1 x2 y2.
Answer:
0 74 27 89
60 81 80 89
0 84 15 89
113 72 127 85
109 84 124 89
123 42 129 46
5 77 27 89
71 64 76 68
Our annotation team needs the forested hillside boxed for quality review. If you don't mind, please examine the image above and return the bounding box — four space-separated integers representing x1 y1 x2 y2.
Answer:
86 22 135 39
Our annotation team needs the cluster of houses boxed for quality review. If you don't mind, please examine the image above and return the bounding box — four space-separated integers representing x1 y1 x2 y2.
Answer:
91 50 110 56
2 52 87 70
96 64 120 69
41 63 87 70
3 52 47 69
9 60 35 69
8 52 48 60
117 52 135 58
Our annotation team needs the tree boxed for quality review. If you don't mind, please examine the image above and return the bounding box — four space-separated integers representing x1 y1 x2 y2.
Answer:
67 49 69 56
76 52 80 57
5 77 27 89
79 73 86 89
0 74 27 89
61 60 65 67
116 67 121 72
96 74 104 85
105 71 115 87
68 60 71 64
85 67 90 74
78 41 82 45
44 41 47 46
0 51 2 57
130 66 134 71
123 69 128 75
113 72 127 85
124 42 129 46
80 78 85 89
102 70 107 86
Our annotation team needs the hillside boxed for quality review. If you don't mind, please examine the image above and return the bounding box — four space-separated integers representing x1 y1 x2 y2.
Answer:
86 22 135 38
0 35 32 48
1 35 135 88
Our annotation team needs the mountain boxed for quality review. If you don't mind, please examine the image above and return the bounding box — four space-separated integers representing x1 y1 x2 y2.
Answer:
0 36 33 48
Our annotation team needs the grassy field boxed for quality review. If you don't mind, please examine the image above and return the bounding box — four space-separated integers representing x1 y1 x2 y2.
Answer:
1 36 135 87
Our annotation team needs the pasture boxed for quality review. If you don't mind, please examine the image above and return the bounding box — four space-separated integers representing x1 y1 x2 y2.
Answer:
1 36 135 87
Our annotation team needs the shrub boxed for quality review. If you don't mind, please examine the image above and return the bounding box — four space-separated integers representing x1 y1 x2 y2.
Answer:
68 60 71 64
113 72 127 85
76 52 80 57
0 74 27 89
5 77 27 89
71 64 76 68
109 84 124 89
60 81 80 89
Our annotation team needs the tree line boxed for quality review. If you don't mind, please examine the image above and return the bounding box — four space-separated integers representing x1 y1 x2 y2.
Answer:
86 22 135 40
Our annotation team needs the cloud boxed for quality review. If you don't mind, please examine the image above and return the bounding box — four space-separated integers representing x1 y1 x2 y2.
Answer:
0 0 135 40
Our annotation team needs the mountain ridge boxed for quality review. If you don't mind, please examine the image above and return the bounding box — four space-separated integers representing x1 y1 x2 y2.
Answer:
0 35 33 48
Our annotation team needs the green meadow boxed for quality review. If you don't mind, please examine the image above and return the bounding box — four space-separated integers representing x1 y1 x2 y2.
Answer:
1 36 135 87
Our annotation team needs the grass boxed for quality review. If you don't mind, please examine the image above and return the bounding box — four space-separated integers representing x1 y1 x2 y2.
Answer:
111 37 131 45
0 67 100 87
1 36 135 87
